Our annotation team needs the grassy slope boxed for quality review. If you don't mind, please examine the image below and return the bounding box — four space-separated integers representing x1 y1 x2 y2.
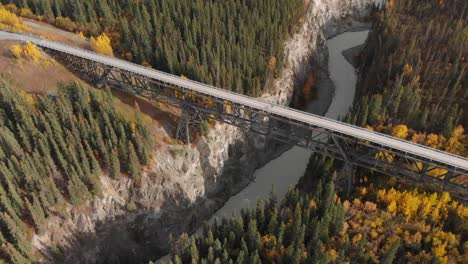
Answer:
1 18 177 147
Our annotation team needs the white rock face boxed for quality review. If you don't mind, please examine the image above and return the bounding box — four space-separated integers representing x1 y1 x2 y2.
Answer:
33 0 380 262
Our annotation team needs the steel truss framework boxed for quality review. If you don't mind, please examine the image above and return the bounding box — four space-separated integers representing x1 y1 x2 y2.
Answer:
46 49 468 202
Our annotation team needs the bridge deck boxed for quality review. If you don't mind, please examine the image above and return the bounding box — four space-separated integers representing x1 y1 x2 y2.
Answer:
2 31 467 172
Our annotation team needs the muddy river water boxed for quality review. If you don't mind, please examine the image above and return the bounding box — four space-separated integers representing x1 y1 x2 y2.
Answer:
201 30 371 227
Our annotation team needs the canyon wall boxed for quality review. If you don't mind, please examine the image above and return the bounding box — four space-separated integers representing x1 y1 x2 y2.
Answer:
33 0 380 262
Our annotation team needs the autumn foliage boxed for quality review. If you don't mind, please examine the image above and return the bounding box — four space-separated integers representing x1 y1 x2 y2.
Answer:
348 0 467 143
369 122 467 157
10 42 52 65
90 33 114 57
0 5 29 32
171 156 468 264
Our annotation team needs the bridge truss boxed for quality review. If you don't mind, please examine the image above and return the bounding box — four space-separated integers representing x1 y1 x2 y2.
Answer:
44 48 468 202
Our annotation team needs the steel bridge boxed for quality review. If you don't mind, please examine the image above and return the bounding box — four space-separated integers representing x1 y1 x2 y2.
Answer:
2 32 467 201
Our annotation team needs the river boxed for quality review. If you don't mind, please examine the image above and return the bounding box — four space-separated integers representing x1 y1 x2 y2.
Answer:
199 30 370 228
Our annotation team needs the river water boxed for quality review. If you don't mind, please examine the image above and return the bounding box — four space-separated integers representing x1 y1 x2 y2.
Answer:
200 30 370 228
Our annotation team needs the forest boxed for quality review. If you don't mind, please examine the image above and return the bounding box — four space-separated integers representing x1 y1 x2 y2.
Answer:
347 0 467 145
0 79 153 263
0 0 466 263
1 0 304 96
168 156 467 264
164 0 467 263
0 0 307 262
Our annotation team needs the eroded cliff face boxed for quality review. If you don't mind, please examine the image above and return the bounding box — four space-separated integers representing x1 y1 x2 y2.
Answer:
33 1 380 262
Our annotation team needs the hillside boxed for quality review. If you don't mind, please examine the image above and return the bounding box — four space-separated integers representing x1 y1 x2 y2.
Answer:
0 79 155 262
3 0 304 96
0 1 311 262
163 1 468 263
168 155 467 263
347 0 467 155
0 0 466 263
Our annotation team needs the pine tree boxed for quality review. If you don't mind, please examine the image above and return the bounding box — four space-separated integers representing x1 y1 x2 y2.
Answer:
67 170 91 205
25 196 45 232
249 250 261 264
236 249 246 264
1 212 30 257
190 239 199 264
246 219 261 252
256 199 265 232
174 255 183 264
127 141 141 180
4 242 30 264
311 240 326 264
207 246 215 263
110 149 121 179
267 209 278 234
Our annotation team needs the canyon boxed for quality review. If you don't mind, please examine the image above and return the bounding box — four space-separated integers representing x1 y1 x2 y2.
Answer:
31 0 382 263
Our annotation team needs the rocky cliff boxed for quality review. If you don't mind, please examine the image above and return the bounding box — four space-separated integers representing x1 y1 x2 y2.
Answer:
33 0 381 263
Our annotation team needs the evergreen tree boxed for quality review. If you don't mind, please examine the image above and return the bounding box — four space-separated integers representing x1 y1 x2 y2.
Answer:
190 239 199 264
127 141 141 180
382 240 400 264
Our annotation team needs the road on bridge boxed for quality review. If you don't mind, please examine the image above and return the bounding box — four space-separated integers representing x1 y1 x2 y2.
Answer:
1 31 467 176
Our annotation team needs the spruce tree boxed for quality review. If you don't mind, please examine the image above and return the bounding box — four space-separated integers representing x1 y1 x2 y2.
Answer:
127 141 141 179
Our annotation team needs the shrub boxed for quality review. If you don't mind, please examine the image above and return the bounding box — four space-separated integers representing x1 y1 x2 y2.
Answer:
54 16 77 31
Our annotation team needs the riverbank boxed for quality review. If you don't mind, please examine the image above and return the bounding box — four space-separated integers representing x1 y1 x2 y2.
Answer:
195 29 371 234
157 22 374 264
154 27 372 262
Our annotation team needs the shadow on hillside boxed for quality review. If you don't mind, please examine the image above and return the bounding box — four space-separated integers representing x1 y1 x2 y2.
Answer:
40 135 288 264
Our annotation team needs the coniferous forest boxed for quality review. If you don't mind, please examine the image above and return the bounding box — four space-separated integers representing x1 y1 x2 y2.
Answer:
2 0 304 96
165 1 468 263
168 155 467 264
0 79 153 262
347 0 467 144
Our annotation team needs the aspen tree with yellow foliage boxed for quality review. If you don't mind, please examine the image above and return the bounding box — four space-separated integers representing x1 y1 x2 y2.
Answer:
10 44 22 59
0 5 29 32
77 32 86 40
90 33 114 57
391 125 409 139
10 42 52 65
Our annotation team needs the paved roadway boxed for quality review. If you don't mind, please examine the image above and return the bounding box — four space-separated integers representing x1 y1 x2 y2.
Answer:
1 31 467 172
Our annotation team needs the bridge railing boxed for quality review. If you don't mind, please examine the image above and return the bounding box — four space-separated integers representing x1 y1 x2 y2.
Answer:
20 32 467 172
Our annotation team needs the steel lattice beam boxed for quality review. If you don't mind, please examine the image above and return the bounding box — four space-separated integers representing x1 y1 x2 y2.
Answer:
45 49 468 202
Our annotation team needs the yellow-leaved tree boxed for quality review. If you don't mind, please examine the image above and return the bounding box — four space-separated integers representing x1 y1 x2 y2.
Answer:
23 42 42 63
77 32 86 40
0 6 29 32
90 33 114 57
391 124 409 139
10 42 50 65
445 126 466 156
10 44 22 59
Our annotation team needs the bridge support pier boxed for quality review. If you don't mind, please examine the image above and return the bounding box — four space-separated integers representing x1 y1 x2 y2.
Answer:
343 163 355 195
95 68 111 88
175 106 202 144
